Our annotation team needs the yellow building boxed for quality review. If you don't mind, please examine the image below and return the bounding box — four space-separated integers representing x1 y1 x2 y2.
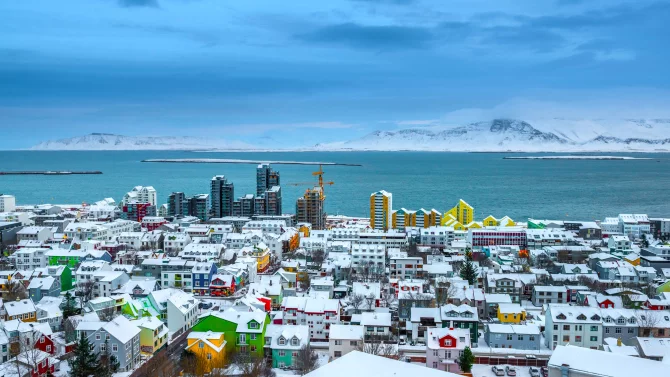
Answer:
624 253 640 266
3 298 37 322
392 208 416 230
499 216 516 227
441 213 465 230
186 331 227 373
428 209 442 227
136 316 169 355
451 199 474 225
483 215 498 227
370 190 393 231
497 304 527 324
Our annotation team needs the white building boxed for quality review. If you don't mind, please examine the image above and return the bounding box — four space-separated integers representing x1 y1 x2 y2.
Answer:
618 214 651 239
0 194 16 212
123 186 157 206
16 226 53 243
166 290 199 335
390 255 423 279
420 226 454 247
545 305 603 350
9 248 48 270
328 325 364 360
356 230 407 250
280 297 341 341
164 233 192 253
352 244 386 269
242 220 287 235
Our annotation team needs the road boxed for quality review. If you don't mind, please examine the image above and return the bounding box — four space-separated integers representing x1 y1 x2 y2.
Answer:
130 331 190 377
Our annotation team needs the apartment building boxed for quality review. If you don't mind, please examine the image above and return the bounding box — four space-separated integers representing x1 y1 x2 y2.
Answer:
9 248 48 270
370 190 392 231
419 226 454 247
545 305 603 350
390 255 423 279
352 244 386 269
281 297 340 341
469 228 527 248
531 286 567 307
328 325 364 360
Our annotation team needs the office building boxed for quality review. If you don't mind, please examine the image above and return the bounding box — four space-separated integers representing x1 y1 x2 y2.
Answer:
211 175 235 218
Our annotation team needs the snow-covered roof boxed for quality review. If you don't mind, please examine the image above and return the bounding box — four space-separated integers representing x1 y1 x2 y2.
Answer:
487 324 540 335
426 327 470 350
549 345 670 377
360 312 391 327
303 351 462 377
4 299 36 317
329 324 364 340
265 324 310 350
104 316 141 344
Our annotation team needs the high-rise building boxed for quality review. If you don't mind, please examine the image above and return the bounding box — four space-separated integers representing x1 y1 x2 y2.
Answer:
123 186 157 206
370 190 392 231
232 194 255 217
121 202 156 222
264 186 282 216
211 175 234 218
168 192 188 217
296 187 326 230
189 194 210 222
256 164 280 196
0 194 16 212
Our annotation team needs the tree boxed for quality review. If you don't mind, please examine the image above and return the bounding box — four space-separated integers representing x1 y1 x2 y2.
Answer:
300 273 311 291
349 293 365 312
231 353 276 377
75 280 95 309
435 281 458 306
310 249 325 268
636 310 660 337
98 340 119 377
294 345 318 375
98 306 118 321
62 291 79 319
641 234 650 248
380 286 397 308
5 279 28 301
69 333 99 377
357 340 398 358
456 346 474 373
364 293 377 311
64 316 81 343
459 260 478 286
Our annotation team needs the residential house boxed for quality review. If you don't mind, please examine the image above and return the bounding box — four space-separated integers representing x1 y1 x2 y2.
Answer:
191 309 269 357
76 316 141 372
531 286 567 307
484 324 541 350
135 316 169 354
264 324 310 368
328 325 363 360
4 299 37 322
167 290 199 335
280 297 340 341
425 327 471 374
545 305 603 350
249 275 284 309
210 274 236 297
497 303 526 324
600 308 639 343
361 312 392 341
438 304 479 343
191 262 218 296
35 296 63 331
27 277 60 303
185 331 227 373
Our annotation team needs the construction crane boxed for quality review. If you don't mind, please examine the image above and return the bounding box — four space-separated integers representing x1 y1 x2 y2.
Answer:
287 165 333 200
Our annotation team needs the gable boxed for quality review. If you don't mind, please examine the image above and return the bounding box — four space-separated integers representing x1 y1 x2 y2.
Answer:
438 334 457 348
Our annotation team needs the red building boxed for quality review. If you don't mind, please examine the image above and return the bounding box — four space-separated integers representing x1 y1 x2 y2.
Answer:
209 274 236 297
121 202 156 223
142 216 168 231
34 334 56 355
645 298 670 310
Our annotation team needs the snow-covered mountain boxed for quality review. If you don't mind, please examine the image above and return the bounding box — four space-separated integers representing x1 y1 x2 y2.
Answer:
30 133 254 151
318 119 670 152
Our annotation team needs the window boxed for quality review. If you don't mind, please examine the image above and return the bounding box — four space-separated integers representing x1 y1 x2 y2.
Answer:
279 350 285 357
575 336 582 342
563 325 570 331
46 345 51 352
334 351 342 357
96 334 101 340
507 334 513 341
563 336 570 342
335 340 342 346
251 334 257 341
433 350 438 356
199 341 204 349
113 344 118 352
100 344 106 352
590 326 598 331
553 325 558 330
207 353 212 360
350 341 358 346
605 328 610 334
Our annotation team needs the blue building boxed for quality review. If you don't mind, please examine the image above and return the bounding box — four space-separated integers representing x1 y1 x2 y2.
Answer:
484 324 541 350
192 262 218 296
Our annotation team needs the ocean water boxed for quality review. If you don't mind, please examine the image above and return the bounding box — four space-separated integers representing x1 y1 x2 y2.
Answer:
1 151 669 221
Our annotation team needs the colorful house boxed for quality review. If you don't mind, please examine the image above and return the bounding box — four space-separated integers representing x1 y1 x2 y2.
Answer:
483 215 498 227
210 274 236 297
4 299 37 322
624 253 641 266
425 327 471 374
191 309 269 357
445 199 474 226
264 324 310 368
186 331 227 373
392 208 416 230
135 316 169 355
497 303 527 324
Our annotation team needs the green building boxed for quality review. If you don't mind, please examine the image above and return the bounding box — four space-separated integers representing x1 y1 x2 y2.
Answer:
42 265 73 292
264 324 310 368
439 304 479 343
191 309 269 357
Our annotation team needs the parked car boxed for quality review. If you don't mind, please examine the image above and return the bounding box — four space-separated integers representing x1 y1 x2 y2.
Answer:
491 366 505 376
506 366 517 376
541 366 549 377
529 367 541 377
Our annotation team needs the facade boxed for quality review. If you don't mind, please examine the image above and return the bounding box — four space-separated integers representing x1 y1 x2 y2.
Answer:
532 286 567 307
295 188 326 230
27 277 61 303
211 175 235 218
328 324 364 360
438 304 479 342
419 226 454 247
425 327 471 374
370 190 392 231
545 305 603 350
485 324 541 350
351 244 385 269
168 192 188 217
649 218 670 240
123 186 157 206
0 194 16 212
281 297 340 341
497 303 527 324
469 229 527 248
191 309 269 357
76 316 141 372
9 248 48 271
121 202 157 223
264 325 310 368
392 208 416 230
186 331 227 373
390 256 423 279
136 316 169 354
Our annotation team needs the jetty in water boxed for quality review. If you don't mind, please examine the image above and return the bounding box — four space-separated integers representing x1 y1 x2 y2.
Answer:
0 171 103 176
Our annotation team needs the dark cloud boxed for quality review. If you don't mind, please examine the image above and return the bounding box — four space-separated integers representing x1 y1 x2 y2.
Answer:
118 0 159 8
296 22 433 50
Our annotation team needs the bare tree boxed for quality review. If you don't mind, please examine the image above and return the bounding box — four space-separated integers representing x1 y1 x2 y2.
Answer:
364 293 377 311
310 249 325 268
135 351 175 377
231 352 276 377
294 344 319 375
380 287 397 308
10 331 45 377
435 282 458 306
5 279 28 301
75 280 96 309
357 340 399 358
64 316 81 343
349 293 365 312
636 310 660 337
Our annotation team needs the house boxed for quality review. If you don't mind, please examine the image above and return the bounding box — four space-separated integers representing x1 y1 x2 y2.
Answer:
113 276 160 298
0 349 57 377
35 265 73 292
9 248 49 271
135 316 169 355
485 275 522 303
76 316 141 372
249 275 284 309
484 293 513 318
186 331 227 373
389 256 423 279
280 297 340 341
645 297 670 310
531 286 567 307
361 312 392 341
438 304 479 343
167 290 199 335
485 324 541 350
398 290 434 320
264 324 310 368
497 303 527 323
600 309 639 344
191 309 269 357
548 345 670 377
545 305 603 350
210 274 236 297
600 337 639 356
191 261 218 296
27 277 60 303
630 337 670 360
310 276 334 299
352 282 381 309
304 351 462 377
425 327 471 374
407 307 442 343
328 324 364 360
35 296 64 332
4 299 37 322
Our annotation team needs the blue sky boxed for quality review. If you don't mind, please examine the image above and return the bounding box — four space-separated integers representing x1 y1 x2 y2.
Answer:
1 0 670 148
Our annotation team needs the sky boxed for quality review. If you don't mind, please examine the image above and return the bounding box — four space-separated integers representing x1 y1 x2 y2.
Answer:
1 0 670 149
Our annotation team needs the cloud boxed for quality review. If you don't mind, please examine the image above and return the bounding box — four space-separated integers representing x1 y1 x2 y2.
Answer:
296 22 433 50
118 0 159 8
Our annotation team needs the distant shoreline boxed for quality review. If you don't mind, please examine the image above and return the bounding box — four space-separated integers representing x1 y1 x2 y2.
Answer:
141 158 362 166
503 156 654 160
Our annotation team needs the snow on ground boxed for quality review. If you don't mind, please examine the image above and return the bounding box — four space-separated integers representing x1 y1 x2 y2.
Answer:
472 364 536 377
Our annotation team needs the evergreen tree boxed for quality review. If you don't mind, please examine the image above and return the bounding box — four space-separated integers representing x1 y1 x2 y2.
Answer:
69 333 99 377
460 260 478 286
62 291 78 319
456 346 475 373
98 340 120 377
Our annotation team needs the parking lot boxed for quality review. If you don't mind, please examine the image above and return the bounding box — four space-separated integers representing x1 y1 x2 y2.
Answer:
472 364 545 377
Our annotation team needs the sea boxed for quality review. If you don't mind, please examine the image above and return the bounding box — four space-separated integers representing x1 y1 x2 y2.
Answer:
1 151 669 221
